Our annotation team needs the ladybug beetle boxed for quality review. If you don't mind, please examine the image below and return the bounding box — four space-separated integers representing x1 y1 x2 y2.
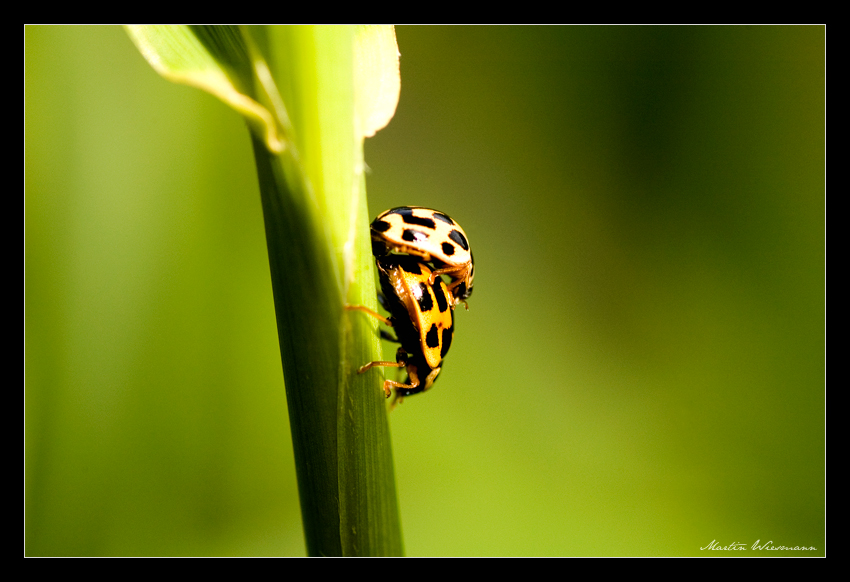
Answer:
347 255 454 405
370 206 474 308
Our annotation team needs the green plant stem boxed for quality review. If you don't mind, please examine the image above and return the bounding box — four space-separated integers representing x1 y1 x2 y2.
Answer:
255 26 403 557
125 24 404 557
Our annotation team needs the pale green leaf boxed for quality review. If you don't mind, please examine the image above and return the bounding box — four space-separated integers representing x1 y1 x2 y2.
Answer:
126 25 285 153
354 26 400 139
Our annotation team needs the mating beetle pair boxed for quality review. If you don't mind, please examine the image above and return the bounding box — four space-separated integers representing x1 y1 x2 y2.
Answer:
347 206 474 405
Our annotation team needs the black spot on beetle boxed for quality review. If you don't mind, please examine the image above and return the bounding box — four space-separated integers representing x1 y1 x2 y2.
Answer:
403 214 437 229
432 211 454 225
448 229 469 251
441 241 455 256
433 281 449 312
426 324 441 349
403 259 422 275
402 229 429 243
372 219 391 233
416 282 434 312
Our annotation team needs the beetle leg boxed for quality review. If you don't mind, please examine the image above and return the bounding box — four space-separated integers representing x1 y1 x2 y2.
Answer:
427 264 463 283
389 365 421 408
344 303 392 327
356 348 414 398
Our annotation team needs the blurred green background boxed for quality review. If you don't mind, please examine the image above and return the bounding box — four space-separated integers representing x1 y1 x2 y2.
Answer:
25 26 824 556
